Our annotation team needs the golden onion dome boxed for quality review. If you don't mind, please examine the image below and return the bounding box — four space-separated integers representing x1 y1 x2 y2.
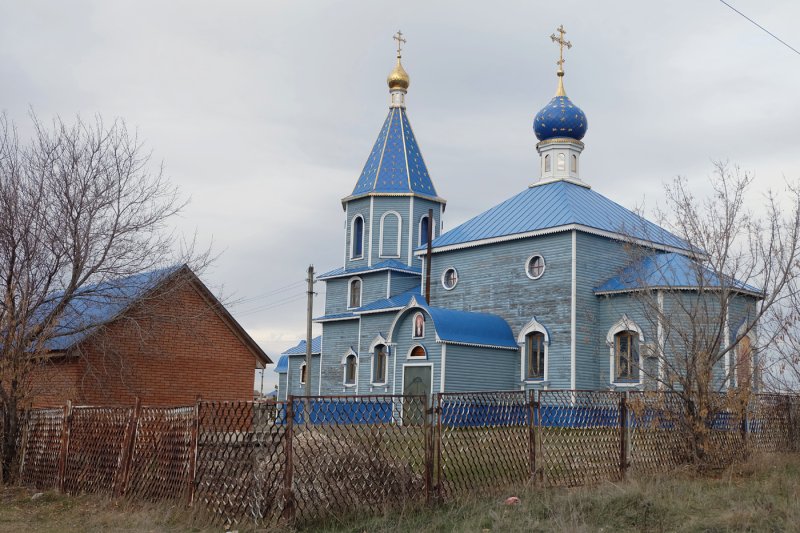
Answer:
387 57 410 91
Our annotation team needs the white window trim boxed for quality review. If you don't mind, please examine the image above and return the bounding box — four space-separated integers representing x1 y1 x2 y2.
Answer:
518 317 549 382
607 315 645 387
341 349 358 388
733 322 757 389
370 344 390 386
347 276 363 310
525 254 546 280
407 344 427 360
411 311 425 339
379 211 402 258
349 214 365 260
441 267 458 291
299 361 307 385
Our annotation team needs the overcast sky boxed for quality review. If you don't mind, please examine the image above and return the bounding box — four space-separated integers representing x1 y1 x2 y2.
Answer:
2 1 799 391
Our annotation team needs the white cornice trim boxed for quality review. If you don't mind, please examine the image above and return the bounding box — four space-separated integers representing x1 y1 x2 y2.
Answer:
413 223 695 257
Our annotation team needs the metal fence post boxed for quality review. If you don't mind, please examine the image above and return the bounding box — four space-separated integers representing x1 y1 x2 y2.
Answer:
188 397 200 505
424 396 434 506
57 400 72 493
282 396 296 523
536 390 543 483
619 392 628 479
436 392 444 502
528 391 536 482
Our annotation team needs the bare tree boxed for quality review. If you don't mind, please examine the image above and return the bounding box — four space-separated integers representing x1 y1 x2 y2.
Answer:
0 113 199 480
616 162 800 466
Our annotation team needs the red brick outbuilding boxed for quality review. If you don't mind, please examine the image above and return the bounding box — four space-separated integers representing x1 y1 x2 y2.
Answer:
30 265 270 407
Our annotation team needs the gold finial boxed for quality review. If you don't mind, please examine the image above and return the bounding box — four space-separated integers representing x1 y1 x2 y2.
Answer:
387 30 410 91
550 25 572 97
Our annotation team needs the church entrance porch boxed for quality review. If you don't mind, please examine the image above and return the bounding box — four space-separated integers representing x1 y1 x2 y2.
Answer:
402 363 433 424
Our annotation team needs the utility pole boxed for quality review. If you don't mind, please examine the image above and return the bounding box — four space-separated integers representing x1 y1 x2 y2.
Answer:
425 208 433 304
304 264 315 397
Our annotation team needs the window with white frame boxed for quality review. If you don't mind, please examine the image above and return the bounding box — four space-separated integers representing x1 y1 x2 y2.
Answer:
379 211 401 258
544 154 551 172
409 345 426 359
736 335 753 389
557 153 566 171
614 330 639 382
373 344 388 384
299 362 307 385
571 153 578 173
442 267 458 290
526 255 545 280
348 277 362 309
344 354 357 386
526 332 545 379
351 215 364 259
419 215 433 247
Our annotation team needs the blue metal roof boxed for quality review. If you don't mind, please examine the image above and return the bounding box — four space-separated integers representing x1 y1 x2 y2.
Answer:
355 288 420 314
411 301 517 350
44 266 181 351
313 312 357 322
534 95 588 141
318 259 421 280
274 355 289 373
594 252 762 296
426 181 691 252
346 107 440 201
281 335 322 356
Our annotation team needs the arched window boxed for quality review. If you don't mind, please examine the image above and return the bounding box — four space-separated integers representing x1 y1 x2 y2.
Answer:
348 278 362 309
419 215 431 247
351 215 364 259
614 331 639 382
409 345 426 359
571 154 577 173
526 332 545 379
344 354 357 386
379 211 402 258
517 316 549 382
736 335 753 390
557 153 566 171
412 312 425 338
373 344 388 384
300 362 307 385
544 154 551 172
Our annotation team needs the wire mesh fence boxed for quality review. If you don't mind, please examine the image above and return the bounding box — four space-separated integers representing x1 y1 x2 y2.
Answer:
13 390 800 527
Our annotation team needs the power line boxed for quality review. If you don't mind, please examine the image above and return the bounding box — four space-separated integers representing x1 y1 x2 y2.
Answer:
719 0 800 57
229 279 306 307
236 292 308 317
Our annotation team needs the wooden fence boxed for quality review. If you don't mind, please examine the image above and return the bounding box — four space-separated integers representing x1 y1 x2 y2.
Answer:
16 391 800 528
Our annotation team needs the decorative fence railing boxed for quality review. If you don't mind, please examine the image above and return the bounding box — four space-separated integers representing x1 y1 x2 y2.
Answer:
16 391 800 528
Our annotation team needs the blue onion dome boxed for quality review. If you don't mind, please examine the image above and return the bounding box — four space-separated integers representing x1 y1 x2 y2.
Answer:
533 77 588 141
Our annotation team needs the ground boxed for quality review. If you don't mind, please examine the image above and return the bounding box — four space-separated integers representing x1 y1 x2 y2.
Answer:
2 453 799 532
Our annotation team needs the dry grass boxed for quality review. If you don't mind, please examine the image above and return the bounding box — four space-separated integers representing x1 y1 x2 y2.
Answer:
3 453 800 532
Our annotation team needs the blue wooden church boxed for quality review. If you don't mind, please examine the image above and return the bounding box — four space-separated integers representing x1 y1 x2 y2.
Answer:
275 30 759 402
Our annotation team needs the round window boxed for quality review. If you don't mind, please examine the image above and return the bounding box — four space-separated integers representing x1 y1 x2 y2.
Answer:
526 255 545 280
442 267 459 290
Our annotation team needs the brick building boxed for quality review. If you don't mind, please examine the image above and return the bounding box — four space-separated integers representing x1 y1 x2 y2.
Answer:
31 265 269 407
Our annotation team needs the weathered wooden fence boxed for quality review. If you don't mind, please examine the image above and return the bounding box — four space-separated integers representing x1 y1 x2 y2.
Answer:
16 391 800 528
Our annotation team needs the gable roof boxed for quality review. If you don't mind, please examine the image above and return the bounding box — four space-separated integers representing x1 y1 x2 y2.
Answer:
281 335 322 356
394 299 518 350
594 252 762 297
343 107 443 203
44 265 271 365
318 259 421 281
422 180 691 253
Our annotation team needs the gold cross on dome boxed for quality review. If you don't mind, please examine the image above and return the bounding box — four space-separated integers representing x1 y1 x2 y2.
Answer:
393 30 407 58
550 25 572 73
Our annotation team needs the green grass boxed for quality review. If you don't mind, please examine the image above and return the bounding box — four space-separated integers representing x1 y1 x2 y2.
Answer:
3 453 800 532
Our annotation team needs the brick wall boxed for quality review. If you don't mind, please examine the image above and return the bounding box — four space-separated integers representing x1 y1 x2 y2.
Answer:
31 277 260 407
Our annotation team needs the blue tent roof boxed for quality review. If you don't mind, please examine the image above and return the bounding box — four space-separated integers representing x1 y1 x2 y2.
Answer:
44 266 182 351
281 335 322 356
355 288 420 314
426 181 691 252
345 107 441 202
318 259 421 280
313 312 357 322
594 252 762 296
408 301 517 350
274 355 289 373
